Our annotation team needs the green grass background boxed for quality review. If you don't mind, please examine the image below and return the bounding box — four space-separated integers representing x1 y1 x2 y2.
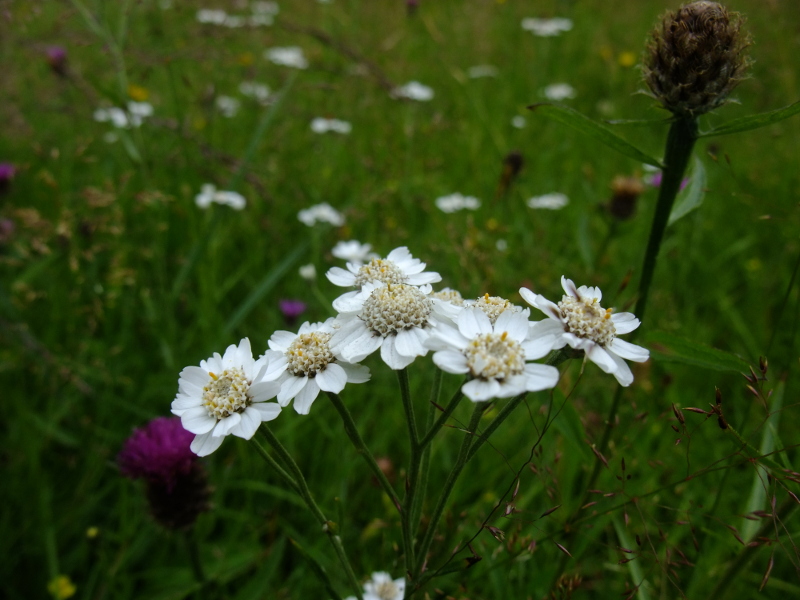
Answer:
2 0 799 598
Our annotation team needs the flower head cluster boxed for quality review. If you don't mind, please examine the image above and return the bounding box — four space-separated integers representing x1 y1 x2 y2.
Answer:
426 308 559 402
310 118 352 134
543 83 577 101
239 81 271 105
468 293 528 324
327 246 441 289
345 572 405 600
298 202 345 227
521 17 573 37
332 240 375 265
195 184 246 210
265 46 308 69
520 277 649 386
216 95 241 117
392 81 434 101
94 101 153 129
435 193 481 214
527 193 569 210
171 339 281 456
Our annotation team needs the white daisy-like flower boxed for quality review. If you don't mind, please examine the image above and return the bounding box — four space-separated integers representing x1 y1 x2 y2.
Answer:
239 81 271 105
171 338 282 456
251 0 279 15
327 246 441 290
521 17 573 37
299 263 317 281
467 293 529 324
426 308 559 402
297 202 345 227
511 115 527 129
431 287 466 307
197 9 228 24
216 95 240 117
262 319 370 414
520 277 649 387
94 102 153 129
331 240 375 265
344 571 405 600
543 82 576 101
265 46 308 69
527 193 569 210
392 81 434 101
330 281 458 370
310 117 352 134
223 15 246 28
467 64 499 79
195 184 246 210
434 193 481 214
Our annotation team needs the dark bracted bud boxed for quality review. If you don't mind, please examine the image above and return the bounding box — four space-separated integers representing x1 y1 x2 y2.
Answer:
607 175 645 221
643 1 751 117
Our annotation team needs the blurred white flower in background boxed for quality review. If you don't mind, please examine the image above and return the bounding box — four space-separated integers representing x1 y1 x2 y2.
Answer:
344 572 405 600
511 115 527 129
298 202 345 227
392 81 434 101
434 193 481 214
310 118 352 134
543 83 576 101
197 9 228 24
216 96 241 117
527 193 569 210
94 101 153 129
521 17 573 37
265 46 308 69
299 264 317 281
239 82 271 105
195 184 246 210
467 65 499 79
331 240 374 264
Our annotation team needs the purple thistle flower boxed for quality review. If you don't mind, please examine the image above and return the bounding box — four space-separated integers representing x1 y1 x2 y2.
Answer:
46 46 68 76
648 171 689 190
118 417 197 489
279 298 307 326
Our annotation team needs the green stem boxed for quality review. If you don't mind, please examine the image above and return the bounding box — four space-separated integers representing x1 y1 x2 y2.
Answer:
251 436 300 494
418 385 464 449
411 370 442 536
411 404 486 591
397 368 420 575
724 423 785 473
325 391 401 509
184 528 207 600
635 116 698 324
257 427 363 600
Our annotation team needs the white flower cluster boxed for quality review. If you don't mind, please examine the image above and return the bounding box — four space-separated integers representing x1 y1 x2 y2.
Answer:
521 17 573 37
345 572 405 600
527 192 569 210
434 193 481 214
172 246 648 456
543 82 576 101
265 46 308 69
297 202 345 227
94 102 153 129
310 118 352 134
195 184 246 210
196 2 277 28
392 81 434 101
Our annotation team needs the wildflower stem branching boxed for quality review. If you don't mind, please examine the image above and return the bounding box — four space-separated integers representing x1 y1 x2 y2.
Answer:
398 368 420 574
410 369 443 536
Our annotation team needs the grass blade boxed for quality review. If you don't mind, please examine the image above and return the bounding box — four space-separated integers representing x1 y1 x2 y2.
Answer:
700 100 800 138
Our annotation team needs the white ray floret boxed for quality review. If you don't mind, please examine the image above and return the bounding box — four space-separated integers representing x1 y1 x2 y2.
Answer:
171 338 281 456
326 246 441 290
344 571 405 600
262 318 370 415
426 308 559 402
520 277 650 387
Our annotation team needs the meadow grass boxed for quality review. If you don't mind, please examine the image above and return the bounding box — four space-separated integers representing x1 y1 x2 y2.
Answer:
2 0 800 598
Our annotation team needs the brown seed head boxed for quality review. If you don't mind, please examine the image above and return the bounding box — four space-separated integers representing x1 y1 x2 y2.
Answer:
608 176 646 220
643 1 751 117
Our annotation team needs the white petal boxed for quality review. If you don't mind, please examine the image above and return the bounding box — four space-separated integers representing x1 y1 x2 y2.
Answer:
191 432 225 457
331 322 383 362
609 338 649 362
316 363 348 393
251 402 282 422
523 363 561 391
406 272 442 285
462 378 500 402
268 331 297 352
293 379 321 414
394 327 428 357
250 380 281 401
221 343 240 369
235 338 254 371
587 344 617 374
181 407 217 434
232 407 262 439
611 312 640 335
263 355 289 381
213 413 241 437
278 375 308 405
171 394 202 411
381 335 416 369
521 334 558 359
332 290 364 313
339 361 371 383
529 319 565 338
180 366 210 389
459 308 492 338
386 246 411 263
496 311 529 343
326 266 357 287
433 350 470 374
561 276 579 298
425 323 467 351
609 352 634 387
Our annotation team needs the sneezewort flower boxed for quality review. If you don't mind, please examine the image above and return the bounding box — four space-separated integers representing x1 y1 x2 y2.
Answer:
391 81 434 101
426 308 559 402
195 184 246 210
434 192 481 213
265 46 309 69
520 277 649 386
543 82 576 101
331 240 375 265
326 246 441 290
310 117 352 134
297 202 345 227
643 1 751 117
527 192 569 210
521 17 573 37
345 571 405 600
262 318 370 414
330 281 459 369
171 338 281 456
467 293 529 324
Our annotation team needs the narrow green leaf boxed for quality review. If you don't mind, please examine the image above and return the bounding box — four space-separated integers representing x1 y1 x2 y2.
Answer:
528 103 663 167
700 100 800 138
646 331 749 372
668 155 706 225
223 241 309 335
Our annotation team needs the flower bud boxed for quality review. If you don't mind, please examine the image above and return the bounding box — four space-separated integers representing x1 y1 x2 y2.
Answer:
643 2 751 117
607 175 645 221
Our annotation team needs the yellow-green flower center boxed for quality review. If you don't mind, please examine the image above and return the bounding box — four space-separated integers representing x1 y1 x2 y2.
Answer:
473 293 521 324
202 367 250 420
464 331 525 380
558 295 616 346
354 258 406 287
286 331 334 376
360 284 432 337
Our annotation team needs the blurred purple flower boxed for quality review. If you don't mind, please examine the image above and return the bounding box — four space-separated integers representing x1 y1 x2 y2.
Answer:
46 46 68 76
118 417 197 490
0 163 15 195
279 299 307 326
648 171 689 190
